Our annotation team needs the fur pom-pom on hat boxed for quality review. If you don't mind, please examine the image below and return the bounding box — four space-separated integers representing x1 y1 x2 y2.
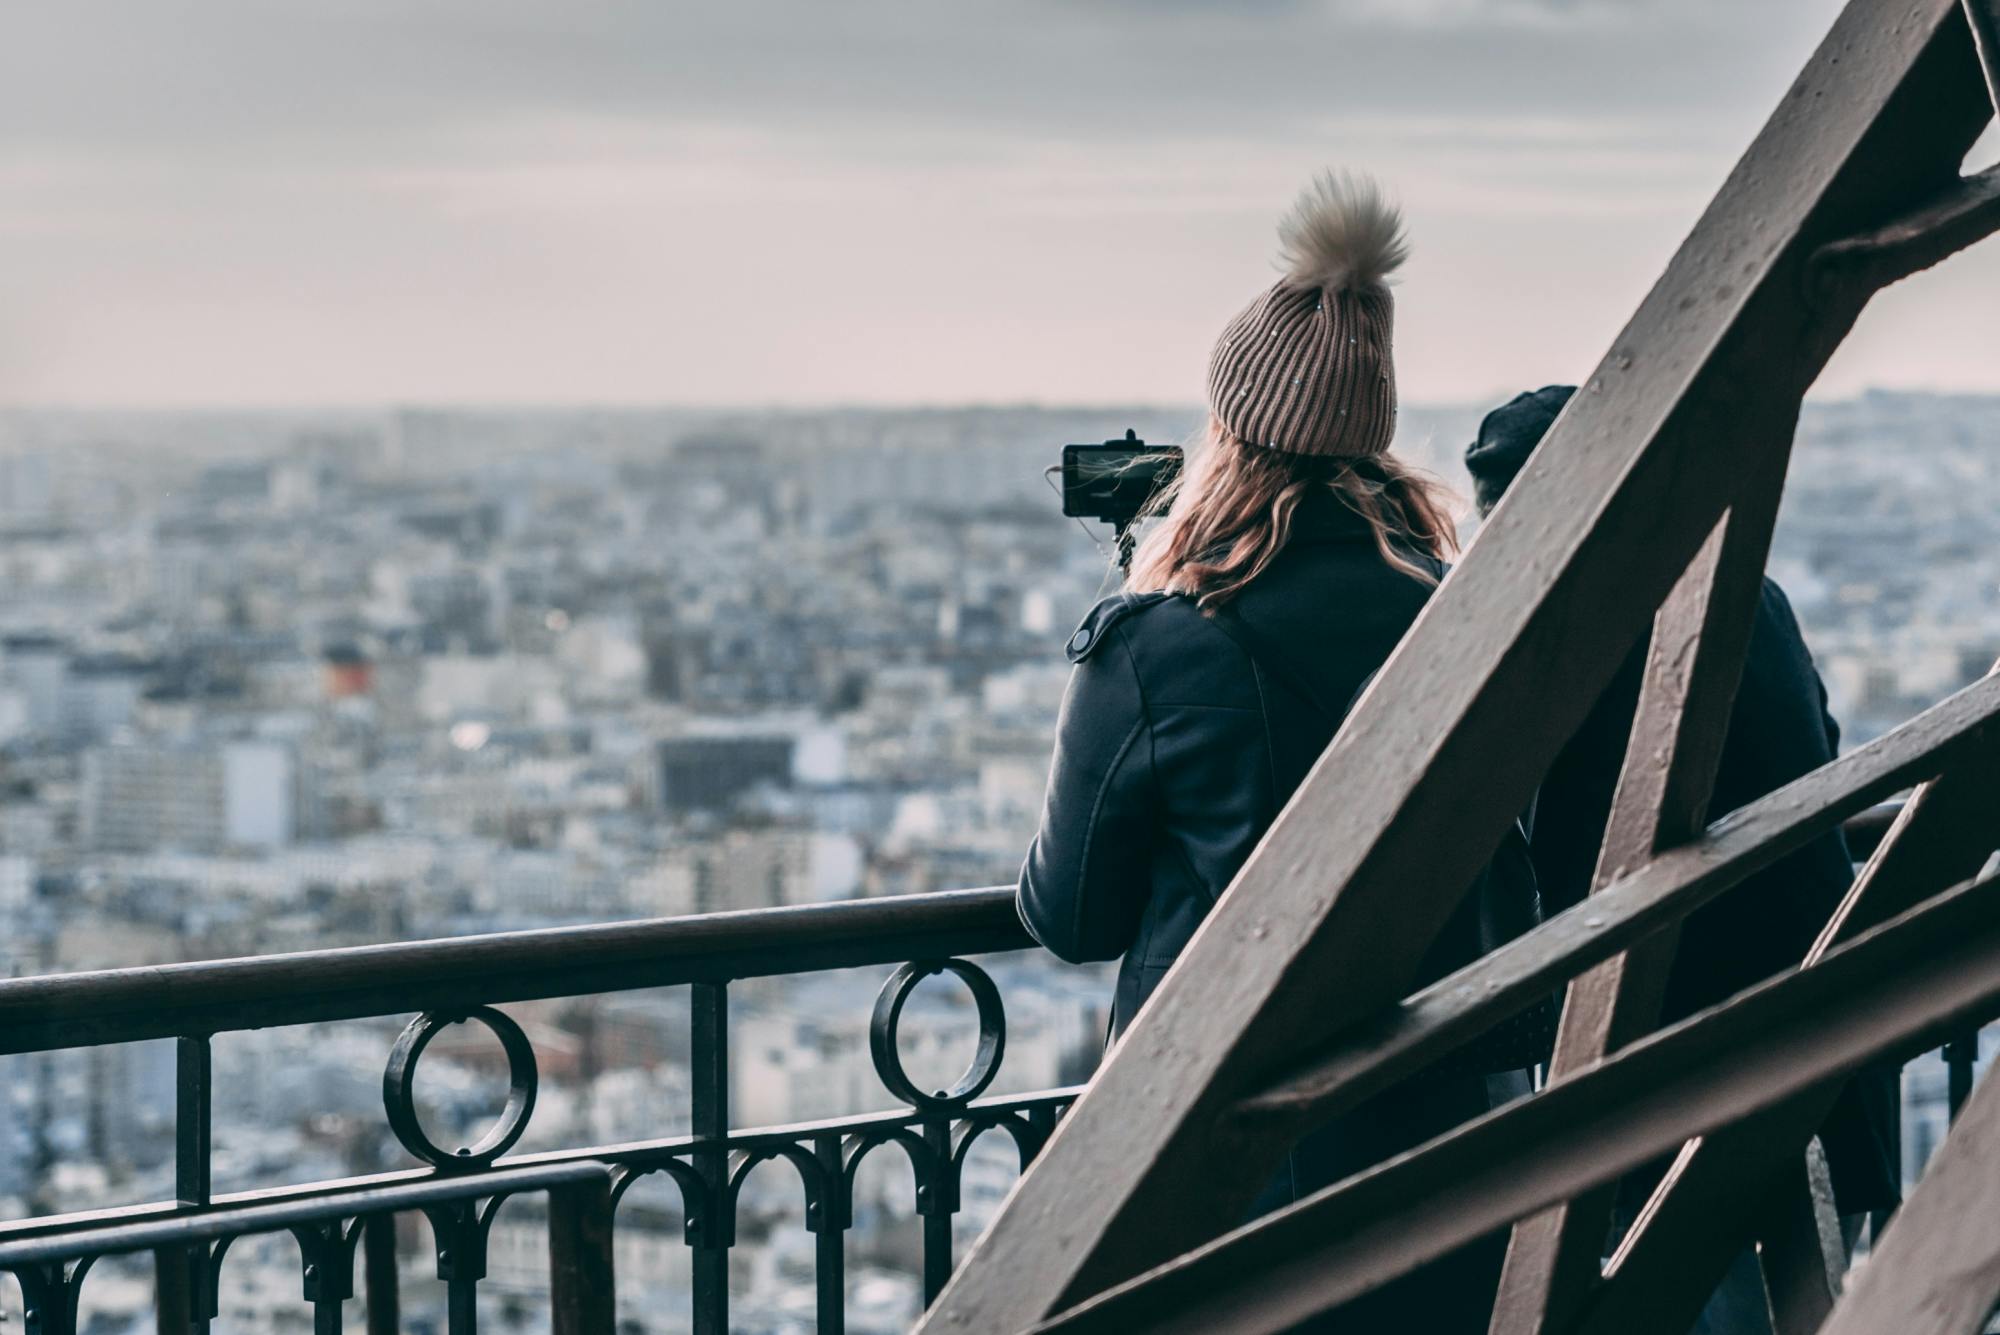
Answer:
1206 168 1406 457
1276 170 1409 295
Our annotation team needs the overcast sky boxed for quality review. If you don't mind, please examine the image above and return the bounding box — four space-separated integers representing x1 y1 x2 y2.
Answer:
4 0 1995 409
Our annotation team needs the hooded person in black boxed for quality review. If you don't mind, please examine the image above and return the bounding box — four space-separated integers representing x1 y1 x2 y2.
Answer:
1465 387 1901 1254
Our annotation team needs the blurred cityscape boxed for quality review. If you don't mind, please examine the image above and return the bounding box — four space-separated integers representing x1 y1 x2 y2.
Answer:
0 392 1994 1331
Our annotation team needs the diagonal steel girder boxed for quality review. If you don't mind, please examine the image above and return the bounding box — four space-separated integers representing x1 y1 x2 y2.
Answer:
916 3 1998 1330
1029 868 2000 1335
1574 721 2000 1335
1818 1044 2000 1334
1964 0 2000 113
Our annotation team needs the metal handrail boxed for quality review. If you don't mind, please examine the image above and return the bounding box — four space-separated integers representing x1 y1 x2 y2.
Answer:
0 807 1902 1057
0 885 1054 1334
0 804 1916 1334
0 885 1028 1054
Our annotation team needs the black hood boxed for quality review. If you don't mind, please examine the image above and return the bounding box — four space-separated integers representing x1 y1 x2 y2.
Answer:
1464 385 1575 515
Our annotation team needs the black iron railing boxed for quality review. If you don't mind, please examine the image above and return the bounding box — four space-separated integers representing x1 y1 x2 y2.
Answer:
0 887 1081 1335
0 807 1956 1335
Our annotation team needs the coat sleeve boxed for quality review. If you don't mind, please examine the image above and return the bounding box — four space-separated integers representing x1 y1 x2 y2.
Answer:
1817 663 1843 757
1017 621 1158 964
1762 578 1844 758
1746 578 1855 923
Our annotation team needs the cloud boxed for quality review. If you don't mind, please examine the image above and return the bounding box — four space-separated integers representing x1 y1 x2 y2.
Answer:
9 0 1937 408
2 0 1833 155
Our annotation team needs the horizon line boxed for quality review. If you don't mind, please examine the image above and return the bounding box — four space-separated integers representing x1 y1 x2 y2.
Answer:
4 385 1995 419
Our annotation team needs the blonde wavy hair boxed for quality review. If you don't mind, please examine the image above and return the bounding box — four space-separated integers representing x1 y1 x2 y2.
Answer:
1126 418 1460 610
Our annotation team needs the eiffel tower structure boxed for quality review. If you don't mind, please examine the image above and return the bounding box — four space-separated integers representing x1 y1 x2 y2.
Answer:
922 2 2000 1331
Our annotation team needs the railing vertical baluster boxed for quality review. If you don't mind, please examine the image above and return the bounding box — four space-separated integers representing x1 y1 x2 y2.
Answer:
813 1133 847 1335
295 1219 355 1335
175 1035 212 1207
1026 1103 1061 1161
427 1200 480 1335
549 1178 616 1335
445 1273 477 1334
161 1034 212 1335
363 1215 399 1335
159 1031 212 1335
920 1119 953 1306
690 981 729 1335
1945 1031 1979 1121
154 1246 192 1333
18 1261 83 1335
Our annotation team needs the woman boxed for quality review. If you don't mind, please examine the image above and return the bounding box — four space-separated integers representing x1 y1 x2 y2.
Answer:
1017 171 1511 1332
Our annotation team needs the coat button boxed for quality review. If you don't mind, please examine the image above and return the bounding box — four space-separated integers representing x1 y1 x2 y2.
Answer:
1070 628 1093 654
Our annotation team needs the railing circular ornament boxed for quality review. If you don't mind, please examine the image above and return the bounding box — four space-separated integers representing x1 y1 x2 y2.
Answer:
870 958 1006 1114
383 1006 539 1171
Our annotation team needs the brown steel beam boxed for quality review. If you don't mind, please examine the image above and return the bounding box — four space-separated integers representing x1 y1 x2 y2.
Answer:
1031 869 2000 1335
1964 0 2000 114
1812 731 2000 951
1755 1152 1844 1335
1818 1060 2000 1334
1617 481 1791 855
919 8 1996 1326
1231 670 2000 1139
1811 162 2000 301
1495 444 1794 1335
1579 726 2000 1335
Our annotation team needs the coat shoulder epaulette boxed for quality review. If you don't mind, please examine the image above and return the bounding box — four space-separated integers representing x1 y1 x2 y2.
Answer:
1064 591 1171 663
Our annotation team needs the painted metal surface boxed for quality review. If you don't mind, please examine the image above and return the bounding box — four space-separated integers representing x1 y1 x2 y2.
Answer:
0 894 1078 1335
1588 735 2000 1335
1031 870 2000 1334
1818 1058 2000 1335
1231 674 2000 1140
1496 454 1793 1335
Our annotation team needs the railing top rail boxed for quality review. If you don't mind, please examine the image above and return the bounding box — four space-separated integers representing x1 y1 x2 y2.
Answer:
0 886 1027 1054
0 805 1900 1057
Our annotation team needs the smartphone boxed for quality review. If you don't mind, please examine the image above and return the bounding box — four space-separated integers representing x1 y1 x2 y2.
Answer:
1061 433 1182 524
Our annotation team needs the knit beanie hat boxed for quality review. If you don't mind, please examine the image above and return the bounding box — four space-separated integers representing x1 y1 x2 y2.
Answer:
1464 384 1577 515
1208 171 1409 457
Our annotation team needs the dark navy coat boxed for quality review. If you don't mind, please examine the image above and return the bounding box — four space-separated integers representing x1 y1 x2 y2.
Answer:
1017 491 1445 1035
1016 488 1510 1332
